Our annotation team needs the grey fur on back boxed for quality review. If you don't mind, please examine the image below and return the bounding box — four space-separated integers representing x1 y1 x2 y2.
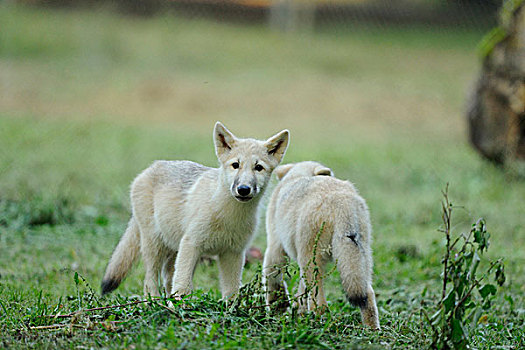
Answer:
152 160 212 189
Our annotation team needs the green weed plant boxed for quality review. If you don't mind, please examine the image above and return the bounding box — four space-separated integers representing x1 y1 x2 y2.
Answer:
425 185 506 349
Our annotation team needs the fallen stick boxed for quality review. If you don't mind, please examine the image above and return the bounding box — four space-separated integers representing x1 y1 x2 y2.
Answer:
40 299 151 318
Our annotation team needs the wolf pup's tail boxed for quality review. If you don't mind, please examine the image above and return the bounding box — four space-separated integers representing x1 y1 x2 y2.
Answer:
332 214 371 308
101 217 141 295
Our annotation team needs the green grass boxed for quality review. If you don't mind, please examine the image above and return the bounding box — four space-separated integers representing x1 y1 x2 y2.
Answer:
1 4 524 349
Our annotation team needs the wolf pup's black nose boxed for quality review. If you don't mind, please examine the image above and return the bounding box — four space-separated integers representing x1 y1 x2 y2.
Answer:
237 185 251 196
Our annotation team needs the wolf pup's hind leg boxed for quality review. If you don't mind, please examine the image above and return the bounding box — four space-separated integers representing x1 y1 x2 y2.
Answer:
296 252 327 314
262 236 290 311
162 252 177 296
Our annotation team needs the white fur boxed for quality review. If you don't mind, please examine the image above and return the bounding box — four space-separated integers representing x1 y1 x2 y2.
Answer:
102 122 289 299
263 161 380 329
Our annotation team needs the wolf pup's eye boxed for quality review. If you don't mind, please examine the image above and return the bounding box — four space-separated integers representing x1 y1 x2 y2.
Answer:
232 162 240 169
254 164 264 172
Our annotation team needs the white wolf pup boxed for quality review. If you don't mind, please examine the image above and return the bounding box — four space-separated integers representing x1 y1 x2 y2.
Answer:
263 161 380 329
101 122 289 299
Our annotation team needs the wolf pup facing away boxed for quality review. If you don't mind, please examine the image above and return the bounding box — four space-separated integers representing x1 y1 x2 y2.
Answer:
263 161 380 329
101 122 289 299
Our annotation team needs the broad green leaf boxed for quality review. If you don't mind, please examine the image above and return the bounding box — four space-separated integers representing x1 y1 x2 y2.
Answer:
444 290 455 312
468 251 480 280
451 318 465 344
479 284 497 298
431 308 444 327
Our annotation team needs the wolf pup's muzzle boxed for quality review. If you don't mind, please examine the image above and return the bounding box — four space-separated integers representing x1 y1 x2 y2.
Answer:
235 184 255 202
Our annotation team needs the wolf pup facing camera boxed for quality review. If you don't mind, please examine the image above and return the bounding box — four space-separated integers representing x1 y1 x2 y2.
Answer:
101 122 289 299
263 161 380 329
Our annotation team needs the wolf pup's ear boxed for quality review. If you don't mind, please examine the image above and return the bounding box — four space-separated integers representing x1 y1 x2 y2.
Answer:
275 164 294 180
314 165 333 177
214 122 237 158
264 129 289 163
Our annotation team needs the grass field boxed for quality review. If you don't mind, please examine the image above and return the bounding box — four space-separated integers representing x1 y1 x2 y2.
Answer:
1 4 524 349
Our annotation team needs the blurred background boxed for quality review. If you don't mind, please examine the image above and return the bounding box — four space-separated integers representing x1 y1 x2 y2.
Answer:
1 0 524 305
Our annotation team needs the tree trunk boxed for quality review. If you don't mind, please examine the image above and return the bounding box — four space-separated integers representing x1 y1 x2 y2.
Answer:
467 2 525 166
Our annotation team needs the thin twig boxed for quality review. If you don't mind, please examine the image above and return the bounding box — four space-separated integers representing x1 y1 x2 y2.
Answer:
39 299 152 318
30 324 77 330
441 183 451 301
30 320 126 331
154 301 177 314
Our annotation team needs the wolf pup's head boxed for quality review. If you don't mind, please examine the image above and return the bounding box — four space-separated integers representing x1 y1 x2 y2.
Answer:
214 122 289 203
274 161 333 181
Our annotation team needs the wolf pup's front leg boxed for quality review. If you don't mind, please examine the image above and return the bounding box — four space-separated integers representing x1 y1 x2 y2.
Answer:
217 250 245 299
171 235 201 298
